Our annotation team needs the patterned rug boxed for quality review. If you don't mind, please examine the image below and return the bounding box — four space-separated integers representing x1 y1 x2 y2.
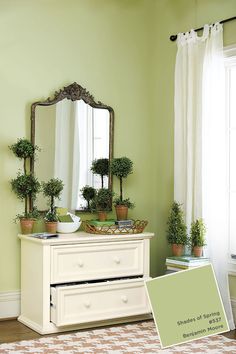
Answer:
0 320 236 353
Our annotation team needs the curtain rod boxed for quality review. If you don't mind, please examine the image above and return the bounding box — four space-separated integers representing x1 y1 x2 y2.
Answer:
169 16 236 42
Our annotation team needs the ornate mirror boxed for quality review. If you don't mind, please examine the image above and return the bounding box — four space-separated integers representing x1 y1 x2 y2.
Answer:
31 82 114 211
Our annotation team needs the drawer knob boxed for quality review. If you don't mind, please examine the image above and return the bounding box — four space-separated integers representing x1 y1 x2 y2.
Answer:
114 256 121 264
77 260 84 267
84 300 91 308
121 295 128 303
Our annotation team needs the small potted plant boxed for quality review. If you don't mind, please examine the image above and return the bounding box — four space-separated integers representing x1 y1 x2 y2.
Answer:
110 157 134 220
10 173 41 234
81 185 96 211
166 201 188 256
190 218 206 257
113 197 134 220
91 158 109 188
42 178 64 233
94 188 113 221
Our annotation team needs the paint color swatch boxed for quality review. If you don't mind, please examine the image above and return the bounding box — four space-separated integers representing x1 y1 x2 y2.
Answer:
145 264 229 348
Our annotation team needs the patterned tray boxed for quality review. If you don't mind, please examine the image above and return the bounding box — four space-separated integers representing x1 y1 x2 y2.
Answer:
83 220 148 235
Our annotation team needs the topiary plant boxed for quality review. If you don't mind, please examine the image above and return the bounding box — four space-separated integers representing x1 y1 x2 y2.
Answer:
9 138 39 174
110 157 133 203
81 185 96 211
190 218 206 247
10 173 41 219
94 188 113 211
42 178 64 214
113 196 134 209
91 158 109 188
166 201 188 245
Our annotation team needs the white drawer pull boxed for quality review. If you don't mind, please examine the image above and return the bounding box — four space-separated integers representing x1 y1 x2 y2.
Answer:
121 295 128 303
77 260 84 268
84 300 91 308
114 256 121 264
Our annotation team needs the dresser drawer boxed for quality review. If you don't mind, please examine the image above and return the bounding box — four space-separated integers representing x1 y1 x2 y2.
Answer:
50 278 150 326
51 241 144 284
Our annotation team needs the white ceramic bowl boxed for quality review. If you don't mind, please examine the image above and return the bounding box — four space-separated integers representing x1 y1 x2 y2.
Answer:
57 213 81 233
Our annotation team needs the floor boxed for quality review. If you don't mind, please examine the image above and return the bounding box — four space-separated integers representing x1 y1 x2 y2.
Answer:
0 318 236 344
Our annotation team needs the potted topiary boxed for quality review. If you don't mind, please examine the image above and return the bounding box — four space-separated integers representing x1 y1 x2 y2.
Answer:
10 173 41 234
110 157 134 220
166 201 188 256
113 197 134 221
94 188 113 221
42 178 64 233
190 218 206 257
9 138 41 234
91 158 109 188
81 185 96 211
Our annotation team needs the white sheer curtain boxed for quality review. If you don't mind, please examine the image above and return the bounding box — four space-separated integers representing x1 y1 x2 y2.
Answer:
54 100 80 211
174 23 235 329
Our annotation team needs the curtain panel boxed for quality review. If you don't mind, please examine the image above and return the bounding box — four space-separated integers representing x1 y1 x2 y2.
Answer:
174 23 235 329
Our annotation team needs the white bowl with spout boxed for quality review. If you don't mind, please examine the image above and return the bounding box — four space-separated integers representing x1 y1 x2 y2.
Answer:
57 213 81 233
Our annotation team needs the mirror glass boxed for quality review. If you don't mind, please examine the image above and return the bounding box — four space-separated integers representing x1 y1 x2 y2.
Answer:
31 83 113 211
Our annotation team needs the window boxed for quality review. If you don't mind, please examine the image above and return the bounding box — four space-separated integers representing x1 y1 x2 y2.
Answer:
225 46 236 270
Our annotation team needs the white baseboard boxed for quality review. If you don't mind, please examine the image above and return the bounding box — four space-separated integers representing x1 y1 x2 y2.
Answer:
0 291 20 319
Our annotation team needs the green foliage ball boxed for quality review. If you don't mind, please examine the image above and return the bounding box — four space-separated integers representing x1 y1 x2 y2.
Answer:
42 178 64 199
9 138 39 159
110 157 133 178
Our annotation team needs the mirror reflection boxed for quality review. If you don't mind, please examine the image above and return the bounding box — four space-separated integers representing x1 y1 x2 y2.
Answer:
35 100 110 211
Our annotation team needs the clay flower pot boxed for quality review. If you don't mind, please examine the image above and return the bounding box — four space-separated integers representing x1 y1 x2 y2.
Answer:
45 221 57 233
20 218 34 234
171 243 184 257
98 211 107 222
193 246 203 257
115 205 128 221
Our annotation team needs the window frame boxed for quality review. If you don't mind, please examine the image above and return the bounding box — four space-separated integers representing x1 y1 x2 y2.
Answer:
225 45 236 274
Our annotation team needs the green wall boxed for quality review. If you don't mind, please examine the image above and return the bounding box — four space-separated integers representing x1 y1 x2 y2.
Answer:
0 0 154 291
1 0 236 295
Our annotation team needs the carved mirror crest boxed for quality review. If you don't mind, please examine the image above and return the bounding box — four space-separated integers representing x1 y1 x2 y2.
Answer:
31 82 114 211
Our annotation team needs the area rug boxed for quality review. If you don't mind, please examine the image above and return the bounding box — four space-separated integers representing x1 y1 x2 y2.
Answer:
0 320 236 353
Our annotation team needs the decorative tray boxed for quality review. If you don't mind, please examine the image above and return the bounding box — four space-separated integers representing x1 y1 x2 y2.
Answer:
83 220 148 235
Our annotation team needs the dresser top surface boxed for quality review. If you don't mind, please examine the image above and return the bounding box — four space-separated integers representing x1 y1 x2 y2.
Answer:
18 231 155 245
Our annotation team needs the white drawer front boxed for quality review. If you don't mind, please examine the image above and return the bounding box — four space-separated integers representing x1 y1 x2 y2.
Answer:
51 241 144 284
50 279 150 326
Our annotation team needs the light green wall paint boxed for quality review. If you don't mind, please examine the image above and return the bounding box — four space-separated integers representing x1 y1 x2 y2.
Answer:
0 0 154 291
1 0 236 296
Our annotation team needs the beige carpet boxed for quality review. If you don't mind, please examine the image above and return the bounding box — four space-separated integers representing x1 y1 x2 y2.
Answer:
0 320 236 353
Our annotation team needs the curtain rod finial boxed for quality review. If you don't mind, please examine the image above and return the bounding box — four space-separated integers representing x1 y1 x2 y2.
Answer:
170 35 177 42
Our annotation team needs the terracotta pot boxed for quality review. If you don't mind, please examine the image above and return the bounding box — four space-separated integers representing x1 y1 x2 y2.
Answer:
171 243 184 257
20 218 34 234
98 211 107 222
193 246 203 257
115 205 128 221
45 221 57 233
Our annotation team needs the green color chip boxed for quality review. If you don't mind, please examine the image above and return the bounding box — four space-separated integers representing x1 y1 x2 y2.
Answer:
145 264 229 348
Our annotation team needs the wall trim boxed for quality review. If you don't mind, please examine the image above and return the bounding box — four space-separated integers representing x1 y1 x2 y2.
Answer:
0 291 20 319
231 297 236 323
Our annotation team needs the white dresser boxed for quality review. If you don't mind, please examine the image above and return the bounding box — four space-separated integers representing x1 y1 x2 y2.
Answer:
18 232 154 334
